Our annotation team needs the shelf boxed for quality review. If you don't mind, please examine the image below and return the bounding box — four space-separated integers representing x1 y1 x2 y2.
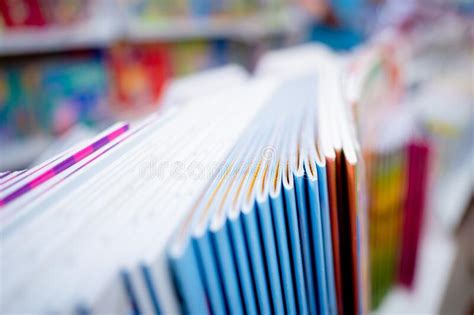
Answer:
0 17 120 56
0 6 310 56
125 7 310 43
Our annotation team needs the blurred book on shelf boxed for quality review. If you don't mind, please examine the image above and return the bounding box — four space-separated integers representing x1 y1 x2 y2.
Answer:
0 0 307 55
0 0 309 171
108 43 171 114
345 11 473 310
0 0 90 29
0 50 109 138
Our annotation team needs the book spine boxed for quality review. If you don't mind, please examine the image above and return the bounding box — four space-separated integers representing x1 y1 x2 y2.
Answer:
270 192 297 314
168 242 210 314
227 216 259 315
283 185 309 314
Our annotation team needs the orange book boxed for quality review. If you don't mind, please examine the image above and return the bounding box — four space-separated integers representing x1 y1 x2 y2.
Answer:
326 156 344 315
345 155 359 315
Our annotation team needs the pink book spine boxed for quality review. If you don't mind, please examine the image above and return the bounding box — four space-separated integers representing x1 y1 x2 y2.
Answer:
398 140 430 287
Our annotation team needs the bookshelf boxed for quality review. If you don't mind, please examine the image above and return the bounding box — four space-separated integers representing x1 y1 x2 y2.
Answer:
0 6 309 56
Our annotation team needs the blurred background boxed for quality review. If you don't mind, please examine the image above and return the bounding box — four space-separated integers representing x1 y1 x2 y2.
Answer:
0 0 473 313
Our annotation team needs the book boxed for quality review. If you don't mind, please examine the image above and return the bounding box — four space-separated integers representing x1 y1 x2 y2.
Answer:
0 49 367 314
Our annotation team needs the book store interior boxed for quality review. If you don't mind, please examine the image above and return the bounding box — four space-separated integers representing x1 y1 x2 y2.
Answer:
0 0 473 314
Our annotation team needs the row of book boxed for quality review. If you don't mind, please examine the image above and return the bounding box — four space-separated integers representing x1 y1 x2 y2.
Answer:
0 0 288 30
346 34 432 308
257 41 432 310
0 0 89 29
0 39 280 139
364 141 430 308
126 0 286 19
0 45 370 314
0 43 431 314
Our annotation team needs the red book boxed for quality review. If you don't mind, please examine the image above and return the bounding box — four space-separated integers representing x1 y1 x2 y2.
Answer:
109 44 172 112
0 0 46 28
398 140 430 287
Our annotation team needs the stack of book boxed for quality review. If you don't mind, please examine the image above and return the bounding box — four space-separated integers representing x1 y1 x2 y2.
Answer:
0 47 369 314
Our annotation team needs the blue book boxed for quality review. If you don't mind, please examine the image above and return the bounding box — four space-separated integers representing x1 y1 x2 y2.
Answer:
283 183 308 314
120 270 141 315
211 223 244 315
167 243 209 315
126 264 159 315
305 174 330 315
241 203 272 314
270 189 297 314
256 197 285 314
317 163 338 315
294 174 318 314
227 215 258 315
139 263 163 315
192 233 226 315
